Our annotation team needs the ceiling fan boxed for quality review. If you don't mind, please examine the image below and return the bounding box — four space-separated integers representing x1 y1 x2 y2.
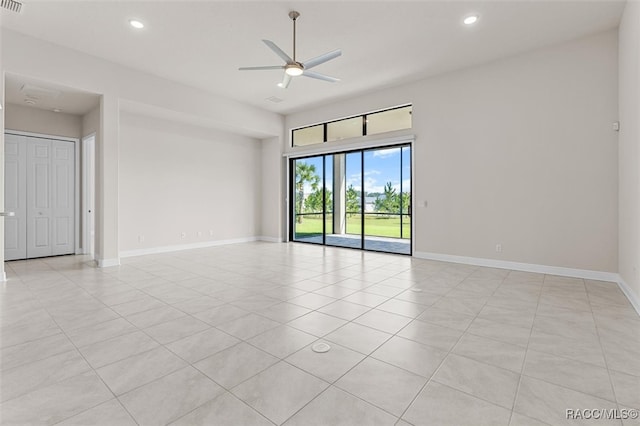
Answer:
239 11 342 89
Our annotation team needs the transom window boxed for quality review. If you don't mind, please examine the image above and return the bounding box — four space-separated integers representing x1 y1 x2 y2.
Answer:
291 104 412 147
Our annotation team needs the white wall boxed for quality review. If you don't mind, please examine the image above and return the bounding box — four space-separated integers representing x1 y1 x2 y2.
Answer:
0 27 5 279
1 29 283 264
5 103 82 139
118 113 262 253
618 2 640 300
285 30 619 273
260 136 284 241
1 30 282 139
82 105 100 138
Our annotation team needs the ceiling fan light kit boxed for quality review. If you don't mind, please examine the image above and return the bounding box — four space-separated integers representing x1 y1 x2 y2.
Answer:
285 64 304 77
239 10 342 88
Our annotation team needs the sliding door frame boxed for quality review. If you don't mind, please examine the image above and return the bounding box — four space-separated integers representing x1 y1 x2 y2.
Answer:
288 141 413 256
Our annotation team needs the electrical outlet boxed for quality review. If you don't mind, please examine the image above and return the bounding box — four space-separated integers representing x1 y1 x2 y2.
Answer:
197 231 202 238
181 232 186 239
209 230 214 236
495 244 502 253
138 235 144 243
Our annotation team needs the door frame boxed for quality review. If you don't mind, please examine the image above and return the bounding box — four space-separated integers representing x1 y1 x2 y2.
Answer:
82 133 96 257
4 129 81 257
288 140 414 255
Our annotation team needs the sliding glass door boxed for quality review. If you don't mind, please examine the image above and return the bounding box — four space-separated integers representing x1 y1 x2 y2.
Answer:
363 146 411 254
291 144 411 255
292 156 324 244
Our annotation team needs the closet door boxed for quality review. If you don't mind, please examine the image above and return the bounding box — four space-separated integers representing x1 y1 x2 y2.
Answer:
4 134 27 261
51 140 75 256
5 135 75 260
27 138 53 258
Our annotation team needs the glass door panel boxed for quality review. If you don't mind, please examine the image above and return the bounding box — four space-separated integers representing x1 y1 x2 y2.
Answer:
293 156 324 244
324 155 334 239
401 146 412 242
326 152 362 249
363 146 411 255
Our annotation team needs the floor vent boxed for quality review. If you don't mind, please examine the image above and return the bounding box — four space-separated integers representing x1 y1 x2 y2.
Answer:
1 0 23 13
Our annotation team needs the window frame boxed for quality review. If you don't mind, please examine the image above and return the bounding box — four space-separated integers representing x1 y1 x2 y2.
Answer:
291 104 412 148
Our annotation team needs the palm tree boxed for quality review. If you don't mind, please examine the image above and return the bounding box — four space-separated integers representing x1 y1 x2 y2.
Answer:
296 163 320 223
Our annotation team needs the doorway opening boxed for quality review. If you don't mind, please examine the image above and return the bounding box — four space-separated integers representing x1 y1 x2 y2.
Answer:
290 143 412 255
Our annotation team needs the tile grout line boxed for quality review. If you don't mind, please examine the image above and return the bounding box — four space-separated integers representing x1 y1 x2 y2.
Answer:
4 246 636 425
9 277 142 426
392 267 544 422
585 281 626 417
393 265 483 423
507 271 545 425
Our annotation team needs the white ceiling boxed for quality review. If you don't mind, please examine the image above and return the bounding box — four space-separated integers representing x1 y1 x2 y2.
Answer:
0 1 625 115
4 73 100 115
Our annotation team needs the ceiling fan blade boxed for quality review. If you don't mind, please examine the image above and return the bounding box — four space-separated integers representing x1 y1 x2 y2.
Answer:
302 49 342 70
262 39 293 63
302 70 340 83
280 73 292 89
238 66 285 71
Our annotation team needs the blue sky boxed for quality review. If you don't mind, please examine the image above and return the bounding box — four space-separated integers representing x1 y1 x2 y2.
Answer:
297 146 411 195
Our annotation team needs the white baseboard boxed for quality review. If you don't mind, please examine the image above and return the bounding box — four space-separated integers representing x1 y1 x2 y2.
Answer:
258 236 283 243
413 251 640 317
96 258 121 268
617 277 640 317
119 237 263 258
413 251 619 282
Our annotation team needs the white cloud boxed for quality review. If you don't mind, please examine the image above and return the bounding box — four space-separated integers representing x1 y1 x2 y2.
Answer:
372 148 400 159
364 177 385 194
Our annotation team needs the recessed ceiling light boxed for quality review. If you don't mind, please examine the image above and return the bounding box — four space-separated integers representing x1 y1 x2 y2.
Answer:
24 99 36 105
53 108 61 113
463 15 479 25
129 19 144 29
277 83 284 88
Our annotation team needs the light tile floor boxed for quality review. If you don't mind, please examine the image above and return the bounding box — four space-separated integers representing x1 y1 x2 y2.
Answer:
1 242 639 425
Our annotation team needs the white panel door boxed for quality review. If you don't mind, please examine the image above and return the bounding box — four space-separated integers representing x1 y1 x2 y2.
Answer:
51 141 75 256
5 135 75 260
27 139 53 258
4 134 27 261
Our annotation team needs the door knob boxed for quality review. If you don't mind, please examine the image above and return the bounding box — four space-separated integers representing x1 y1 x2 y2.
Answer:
0 212 15 217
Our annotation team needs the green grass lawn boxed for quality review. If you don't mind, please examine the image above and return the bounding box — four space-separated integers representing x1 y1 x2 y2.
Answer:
294 214 411 239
